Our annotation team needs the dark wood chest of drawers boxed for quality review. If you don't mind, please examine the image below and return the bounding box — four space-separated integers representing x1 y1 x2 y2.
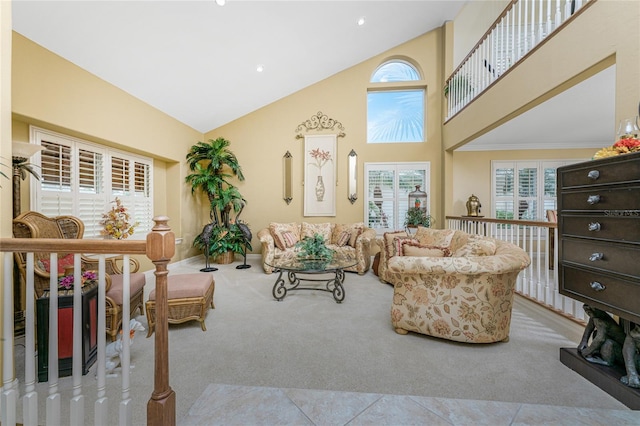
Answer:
557 151 640 323
557 151 640 409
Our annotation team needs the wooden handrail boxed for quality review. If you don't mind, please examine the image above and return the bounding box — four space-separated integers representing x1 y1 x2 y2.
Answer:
446 215 556 228
0 238 147 254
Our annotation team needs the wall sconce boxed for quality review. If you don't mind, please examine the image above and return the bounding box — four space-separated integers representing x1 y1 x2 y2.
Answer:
12 141 44 218
283 151 292 204
347 149 357 204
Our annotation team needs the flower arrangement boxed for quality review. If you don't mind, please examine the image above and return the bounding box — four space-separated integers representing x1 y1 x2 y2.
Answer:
308 148 332 173
593 137 640 159
58 270 97 290
100 197 139 239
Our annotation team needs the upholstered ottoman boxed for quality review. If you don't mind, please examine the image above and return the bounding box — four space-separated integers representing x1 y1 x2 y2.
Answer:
145 273 215 337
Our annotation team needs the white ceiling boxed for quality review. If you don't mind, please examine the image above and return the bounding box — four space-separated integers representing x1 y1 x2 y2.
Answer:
12 0 467 133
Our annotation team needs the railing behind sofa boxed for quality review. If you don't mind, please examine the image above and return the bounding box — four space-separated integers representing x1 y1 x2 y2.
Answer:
446 216 585 323
0 216 175 426
445 0 595 120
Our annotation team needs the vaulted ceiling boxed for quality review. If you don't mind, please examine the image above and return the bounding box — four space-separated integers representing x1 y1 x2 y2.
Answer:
12 0 466 133
12 1 616 149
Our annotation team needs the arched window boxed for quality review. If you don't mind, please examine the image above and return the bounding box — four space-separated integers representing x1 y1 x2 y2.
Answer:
368 60 425 143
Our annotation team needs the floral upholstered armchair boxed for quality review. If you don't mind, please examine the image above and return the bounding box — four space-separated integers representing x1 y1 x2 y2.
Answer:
257 222 376 275
377 227 530 343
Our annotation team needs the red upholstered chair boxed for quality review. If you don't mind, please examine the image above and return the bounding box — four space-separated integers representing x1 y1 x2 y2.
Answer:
13 211 145 341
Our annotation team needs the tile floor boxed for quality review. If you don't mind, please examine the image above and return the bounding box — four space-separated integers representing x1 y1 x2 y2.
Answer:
180 383 639 425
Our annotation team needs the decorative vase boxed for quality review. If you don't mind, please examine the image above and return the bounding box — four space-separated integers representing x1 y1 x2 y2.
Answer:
315 175 325 201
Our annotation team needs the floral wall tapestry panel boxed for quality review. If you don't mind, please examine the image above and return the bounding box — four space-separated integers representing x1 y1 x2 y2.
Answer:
304 134 336 216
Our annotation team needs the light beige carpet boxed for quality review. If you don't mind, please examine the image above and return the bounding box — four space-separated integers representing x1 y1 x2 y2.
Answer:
14 255 630 425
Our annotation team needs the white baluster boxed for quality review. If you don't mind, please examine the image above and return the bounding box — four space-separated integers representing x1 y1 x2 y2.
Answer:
46 254 62 426
119 255 132 426
95 256 108 426
2 253 17 426
23 253 38 426
70 254 84 425
523 0 529 54
555 0 562 29
547 0 552 36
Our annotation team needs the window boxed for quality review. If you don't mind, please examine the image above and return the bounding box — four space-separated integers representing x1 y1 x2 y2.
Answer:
492 159 583 221
367 60 425 143
365 162 430 233
31 127 153 239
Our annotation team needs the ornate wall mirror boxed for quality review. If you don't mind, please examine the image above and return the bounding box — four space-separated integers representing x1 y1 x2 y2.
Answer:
348 149 357 204
283 151 292 204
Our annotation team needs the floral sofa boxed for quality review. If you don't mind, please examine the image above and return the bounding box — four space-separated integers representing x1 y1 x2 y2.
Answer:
257 222 376 275
377 227 530 343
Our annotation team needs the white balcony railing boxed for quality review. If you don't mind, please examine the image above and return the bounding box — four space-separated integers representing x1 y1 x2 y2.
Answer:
445 0 595 120
447 216 586 323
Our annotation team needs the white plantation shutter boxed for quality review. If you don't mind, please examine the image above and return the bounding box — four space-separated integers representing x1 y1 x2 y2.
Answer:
78 148 105 237
492 160 585 221
39 139 75 217
31 127 153 239
518 165 537 220
365 162 429 233
132 162 153 232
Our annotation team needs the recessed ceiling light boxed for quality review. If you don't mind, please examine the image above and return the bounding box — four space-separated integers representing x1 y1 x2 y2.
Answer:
357 16 366 26
215 0 226 6
256 64 264 73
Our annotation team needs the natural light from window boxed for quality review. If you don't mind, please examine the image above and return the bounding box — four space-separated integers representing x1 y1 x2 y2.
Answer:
367 60 425 144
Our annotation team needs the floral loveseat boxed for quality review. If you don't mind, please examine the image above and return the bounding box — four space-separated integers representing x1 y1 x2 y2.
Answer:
257 222 376 274
376 227 530 343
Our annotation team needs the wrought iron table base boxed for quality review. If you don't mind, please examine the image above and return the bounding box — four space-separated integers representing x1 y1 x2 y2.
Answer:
272 269 345 303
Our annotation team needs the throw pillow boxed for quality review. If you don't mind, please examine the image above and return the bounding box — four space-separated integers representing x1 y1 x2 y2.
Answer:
281 231 298 248
301 222 333 242
269 222 300 251
400 239 451 257
415 227 456 248
392 237 417 256
383 230 408 258
348 223 365 247
331 223 351 245
452 235 497 257
39 253 75 274
336 231 351 247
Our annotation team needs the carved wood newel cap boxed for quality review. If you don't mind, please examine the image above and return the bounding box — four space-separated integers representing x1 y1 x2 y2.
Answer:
147 216 176 261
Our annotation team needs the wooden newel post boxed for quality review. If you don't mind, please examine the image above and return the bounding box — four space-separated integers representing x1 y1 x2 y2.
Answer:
146 216 176 425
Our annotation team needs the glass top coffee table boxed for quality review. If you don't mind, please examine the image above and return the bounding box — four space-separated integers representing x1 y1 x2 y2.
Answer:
266 256 357 303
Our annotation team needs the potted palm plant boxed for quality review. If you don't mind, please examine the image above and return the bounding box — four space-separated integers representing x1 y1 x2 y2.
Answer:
185 137 247 264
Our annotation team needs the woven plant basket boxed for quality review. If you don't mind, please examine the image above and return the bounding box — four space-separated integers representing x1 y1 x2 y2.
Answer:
214 251 234 264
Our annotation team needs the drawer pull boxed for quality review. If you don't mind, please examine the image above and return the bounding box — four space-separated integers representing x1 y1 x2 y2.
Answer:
588 222 601 231
589 252 604 261
589 281 606 292
587 195 601 205
587 170 600 180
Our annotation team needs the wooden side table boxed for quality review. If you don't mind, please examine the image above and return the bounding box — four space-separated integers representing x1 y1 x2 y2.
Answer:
36 280 99 382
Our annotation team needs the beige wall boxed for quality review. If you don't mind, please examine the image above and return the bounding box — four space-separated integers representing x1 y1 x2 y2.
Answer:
10 33 206 266
207 29 446 245
451 148 596 216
